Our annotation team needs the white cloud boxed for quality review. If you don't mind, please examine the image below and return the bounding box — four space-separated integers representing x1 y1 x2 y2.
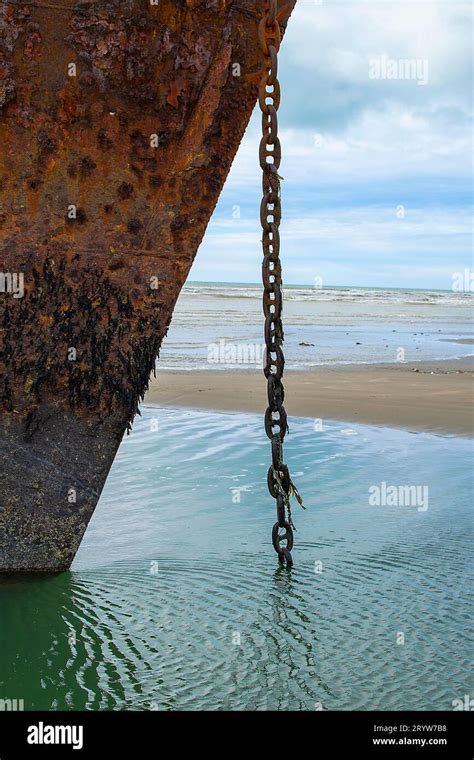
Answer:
196 0 472 288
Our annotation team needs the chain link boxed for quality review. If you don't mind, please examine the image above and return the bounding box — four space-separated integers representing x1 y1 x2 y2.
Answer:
259 0 303 568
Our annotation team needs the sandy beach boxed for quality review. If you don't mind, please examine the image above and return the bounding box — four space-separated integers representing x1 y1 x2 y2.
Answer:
145 358 474 437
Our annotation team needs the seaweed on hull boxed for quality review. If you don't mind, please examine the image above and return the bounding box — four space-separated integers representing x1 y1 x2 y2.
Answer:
0 0 297 572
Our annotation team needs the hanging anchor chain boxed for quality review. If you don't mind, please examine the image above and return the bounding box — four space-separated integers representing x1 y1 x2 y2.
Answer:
259 0 304 568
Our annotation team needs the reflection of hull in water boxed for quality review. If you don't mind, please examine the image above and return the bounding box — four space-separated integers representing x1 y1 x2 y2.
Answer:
0 1 296 572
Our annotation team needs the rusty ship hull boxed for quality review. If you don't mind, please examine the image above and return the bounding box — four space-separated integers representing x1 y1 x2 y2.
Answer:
0 0 296 571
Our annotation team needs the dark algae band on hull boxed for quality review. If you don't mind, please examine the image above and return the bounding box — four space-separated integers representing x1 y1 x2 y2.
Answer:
0 1 297 572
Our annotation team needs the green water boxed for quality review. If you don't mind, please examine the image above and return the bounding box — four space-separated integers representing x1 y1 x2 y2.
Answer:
0 409 472 710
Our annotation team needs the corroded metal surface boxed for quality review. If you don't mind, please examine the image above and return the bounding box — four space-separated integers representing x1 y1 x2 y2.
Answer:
0 0 296 571
259 0 303 568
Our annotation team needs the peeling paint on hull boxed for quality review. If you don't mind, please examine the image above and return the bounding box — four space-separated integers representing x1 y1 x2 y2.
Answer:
0 0 296 572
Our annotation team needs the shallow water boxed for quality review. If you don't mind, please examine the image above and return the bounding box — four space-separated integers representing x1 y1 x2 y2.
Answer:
0 408 472 711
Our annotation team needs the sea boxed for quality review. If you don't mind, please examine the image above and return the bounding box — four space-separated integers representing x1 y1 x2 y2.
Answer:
0 284 472 712
158 282 473 369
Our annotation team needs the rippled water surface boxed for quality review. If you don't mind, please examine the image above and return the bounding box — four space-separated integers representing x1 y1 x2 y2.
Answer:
0 408 472 710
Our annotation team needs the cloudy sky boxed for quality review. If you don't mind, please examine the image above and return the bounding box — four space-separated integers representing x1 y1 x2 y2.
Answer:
189 0 472 289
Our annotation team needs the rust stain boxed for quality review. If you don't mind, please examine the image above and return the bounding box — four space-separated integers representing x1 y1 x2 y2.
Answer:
0 0 297 571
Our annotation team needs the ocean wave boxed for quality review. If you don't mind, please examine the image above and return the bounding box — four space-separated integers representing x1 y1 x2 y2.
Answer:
182 284 474 307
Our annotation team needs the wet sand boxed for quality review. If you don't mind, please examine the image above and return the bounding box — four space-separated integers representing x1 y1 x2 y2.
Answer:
144 358 474 437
